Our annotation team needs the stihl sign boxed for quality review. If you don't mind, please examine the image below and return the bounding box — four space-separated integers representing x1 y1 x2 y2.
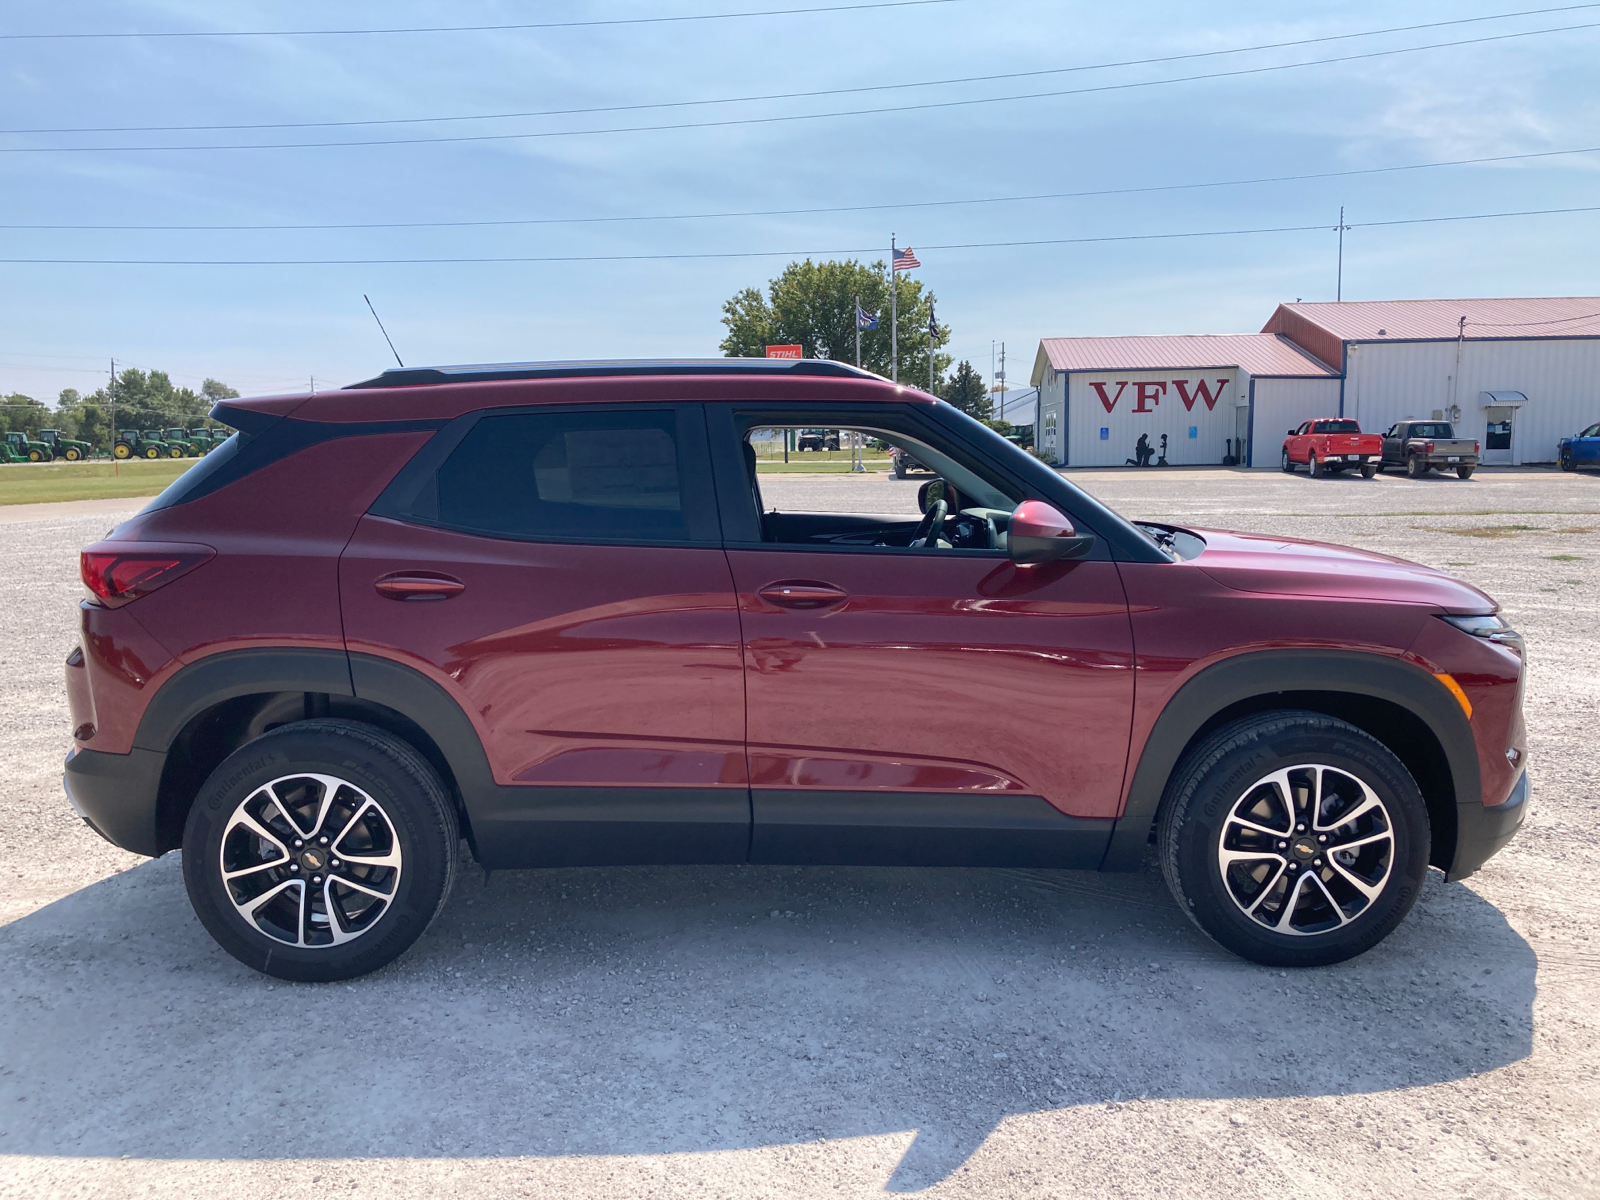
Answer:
1089 377 1231 414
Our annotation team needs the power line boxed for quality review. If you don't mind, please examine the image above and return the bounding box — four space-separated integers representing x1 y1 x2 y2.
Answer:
7 145 1596 232
8 4 1593 135
5 21 1595 154
0 0 961 41
1 204 1593 266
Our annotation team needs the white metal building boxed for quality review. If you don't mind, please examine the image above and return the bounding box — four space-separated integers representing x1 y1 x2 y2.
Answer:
1032 297 1600 468
1030 334 1338 468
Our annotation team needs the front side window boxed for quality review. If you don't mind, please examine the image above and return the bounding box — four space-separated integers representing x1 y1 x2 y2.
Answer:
737 420 1022 553
434 409 690 542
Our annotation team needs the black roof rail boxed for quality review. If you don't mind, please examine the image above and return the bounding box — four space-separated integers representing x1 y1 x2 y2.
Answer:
343 358 883 389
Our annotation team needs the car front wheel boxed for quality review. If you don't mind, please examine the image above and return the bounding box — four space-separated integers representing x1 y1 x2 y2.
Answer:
1559 448 1575 471
1158 711 1429 968
183 719 459 982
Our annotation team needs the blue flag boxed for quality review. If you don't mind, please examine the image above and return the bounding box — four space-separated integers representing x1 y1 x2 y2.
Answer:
856 303 879 330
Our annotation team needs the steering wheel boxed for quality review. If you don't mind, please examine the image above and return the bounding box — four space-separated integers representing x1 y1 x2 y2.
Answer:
909 498 947 548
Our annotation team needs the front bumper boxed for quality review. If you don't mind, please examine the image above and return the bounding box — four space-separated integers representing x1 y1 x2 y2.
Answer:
1447 768 1528 881
63 745 167 858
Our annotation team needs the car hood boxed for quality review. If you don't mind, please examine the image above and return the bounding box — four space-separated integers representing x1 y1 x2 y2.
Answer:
1190 527 1496 611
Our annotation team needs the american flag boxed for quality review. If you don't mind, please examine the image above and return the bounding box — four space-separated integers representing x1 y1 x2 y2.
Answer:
893 246 920 272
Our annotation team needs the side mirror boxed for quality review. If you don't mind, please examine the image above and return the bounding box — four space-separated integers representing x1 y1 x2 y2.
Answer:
1009 500 1094 565
917 478 946 514
1287 428 1297 436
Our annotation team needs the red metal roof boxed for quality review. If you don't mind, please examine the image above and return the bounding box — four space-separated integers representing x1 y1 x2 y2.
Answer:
1264 297 1600 346
1033 333 1336 379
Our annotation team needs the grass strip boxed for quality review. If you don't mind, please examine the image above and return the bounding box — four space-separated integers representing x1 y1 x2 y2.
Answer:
0 460 196 506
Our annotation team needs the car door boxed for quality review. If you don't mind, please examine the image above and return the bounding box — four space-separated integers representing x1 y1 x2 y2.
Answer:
707 402 1134 869
339 402 750 868
1383 424 1403 464
1578 423 1600 465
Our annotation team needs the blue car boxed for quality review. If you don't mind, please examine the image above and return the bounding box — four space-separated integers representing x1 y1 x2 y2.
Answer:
1559 422 1600 471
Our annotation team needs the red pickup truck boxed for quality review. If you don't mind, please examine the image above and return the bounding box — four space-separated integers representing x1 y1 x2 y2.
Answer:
1281 418 1382 478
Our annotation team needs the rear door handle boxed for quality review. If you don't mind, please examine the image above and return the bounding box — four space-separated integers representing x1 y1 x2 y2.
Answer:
375 571 465 601
756 580 848 610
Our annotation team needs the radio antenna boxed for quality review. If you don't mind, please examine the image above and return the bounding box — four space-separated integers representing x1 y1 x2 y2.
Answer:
363 294 404 367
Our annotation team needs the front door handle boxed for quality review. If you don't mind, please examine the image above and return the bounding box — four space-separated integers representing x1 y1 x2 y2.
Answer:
757 580 848 610
375 571 465 601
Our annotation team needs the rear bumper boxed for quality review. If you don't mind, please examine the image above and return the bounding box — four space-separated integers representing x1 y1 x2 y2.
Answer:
1447 768 1527 881
62 745 167 858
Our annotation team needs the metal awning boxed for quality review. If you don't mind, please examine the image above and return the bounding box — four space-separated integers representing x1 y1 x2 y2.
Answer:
1479 390 1530 406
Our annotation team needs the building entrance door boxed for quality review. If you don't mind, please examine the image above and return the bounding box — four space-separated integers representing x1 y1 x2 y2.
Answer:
1483 406 1515 465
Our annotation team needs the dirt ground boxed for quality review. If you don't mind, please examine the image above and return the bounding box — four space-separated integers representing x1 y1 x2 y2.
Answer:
1 465 1596 1199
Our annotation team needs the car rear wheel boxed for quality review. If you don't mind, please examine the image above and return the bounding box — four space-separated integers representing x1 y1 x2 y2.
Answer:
1406 454 1427 478
183 719 459 982
1456 465 1474 480
1308 451 1323 478
1158 711 1429 968
1360 463 1377 479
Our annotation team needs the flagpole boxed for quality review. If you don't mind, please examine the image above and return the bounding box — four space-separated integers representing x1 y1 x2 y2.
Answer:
852 292 865 472
890 234 898 385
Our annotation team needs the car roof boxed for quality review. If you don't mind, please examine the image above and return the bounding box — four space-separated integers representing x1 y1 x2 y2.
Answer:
221 359 926 425
343 358 879 389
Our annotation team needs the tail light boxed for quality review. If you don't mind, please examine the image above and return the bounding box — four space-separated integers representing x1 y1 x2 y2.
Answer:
81 542 213 608
1475 441 1480 454
1424 441 1435 453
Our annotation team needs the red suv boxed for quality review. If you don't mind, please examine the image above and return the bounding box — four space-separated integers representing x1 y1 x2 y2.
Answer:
63 360 1528 981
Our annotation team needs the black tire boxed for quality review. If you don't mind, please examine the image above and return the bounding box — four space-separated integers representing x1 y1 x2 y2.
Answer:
1158 711 1430 968
65 447 81 462
1456 465 1474 480
183 719 460 982
144 446 160 459
1406 454 1427 479
1559 448 1576 472
28 449 42 463
1280 448 1294 473
1360 463 1377 479
1308 451 1322 478
894 461 907 479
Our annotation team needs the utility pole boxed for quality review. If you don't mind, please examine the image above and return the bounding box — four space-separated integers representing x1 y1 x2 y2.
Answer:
928 302 936 396
1335 206 1351 301
998 342 1006 423
109 358 117 476
852 293 865 472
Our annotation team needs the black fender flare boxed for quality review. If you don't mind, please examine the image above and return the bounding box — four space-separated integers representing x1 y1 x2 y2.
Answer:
133 647 354 753
1100 649 1478 871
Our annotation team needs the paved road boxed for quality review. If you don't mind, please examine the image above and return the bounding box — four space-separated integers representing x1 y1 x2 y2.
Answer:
1 467 1596 1198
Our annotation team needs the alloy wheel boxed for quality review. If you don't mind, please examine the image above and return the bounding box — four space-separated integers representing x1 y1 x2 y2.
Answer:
1216 764 1394 935
218 773 403 948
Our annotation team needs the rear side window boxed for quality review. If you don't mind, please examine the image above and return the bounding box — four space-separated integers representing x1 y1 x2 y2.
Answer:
374 405 719 545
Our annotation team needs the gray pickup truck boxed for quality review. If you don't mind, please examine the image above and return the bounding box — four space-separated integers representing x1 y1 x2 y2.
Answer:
1380 420 1479 479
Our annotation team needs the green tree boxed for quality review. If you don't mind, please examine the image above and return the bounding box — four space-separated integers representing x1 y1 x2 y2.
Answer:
940 360 991 420
80 367 208 433
0 392 48 436
719 258 951 388
202 378 240 404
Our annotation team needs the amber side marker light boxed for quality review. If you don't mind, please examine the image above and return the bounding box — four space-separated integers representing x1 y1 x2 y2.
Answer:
1434 672 1473 720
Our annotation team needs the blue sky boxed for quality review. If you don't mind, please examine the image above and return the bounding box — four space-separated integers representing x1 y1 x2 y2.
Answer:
1 0 1596 400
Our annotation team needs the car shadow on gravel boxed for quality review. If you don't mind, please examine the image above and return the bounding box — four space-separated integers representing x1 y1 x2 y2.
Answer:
0 852 1533 1192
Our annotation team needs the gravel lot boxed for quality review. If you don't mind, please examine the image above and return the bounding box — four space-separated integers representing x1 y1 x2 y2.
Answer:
1 466 1596 1199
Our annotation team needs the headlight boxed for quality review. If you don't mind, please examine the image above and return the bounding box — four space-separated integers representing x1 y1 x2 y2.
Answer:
1440 613 1524 658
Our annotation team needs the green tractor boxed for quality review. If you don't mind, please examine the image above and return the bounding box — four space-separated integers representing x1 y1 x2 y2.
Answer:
145 429 185 459
188 427 219 453
4 430 54 462
114 429 168 460
37 429 94 462
164 427 205 456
